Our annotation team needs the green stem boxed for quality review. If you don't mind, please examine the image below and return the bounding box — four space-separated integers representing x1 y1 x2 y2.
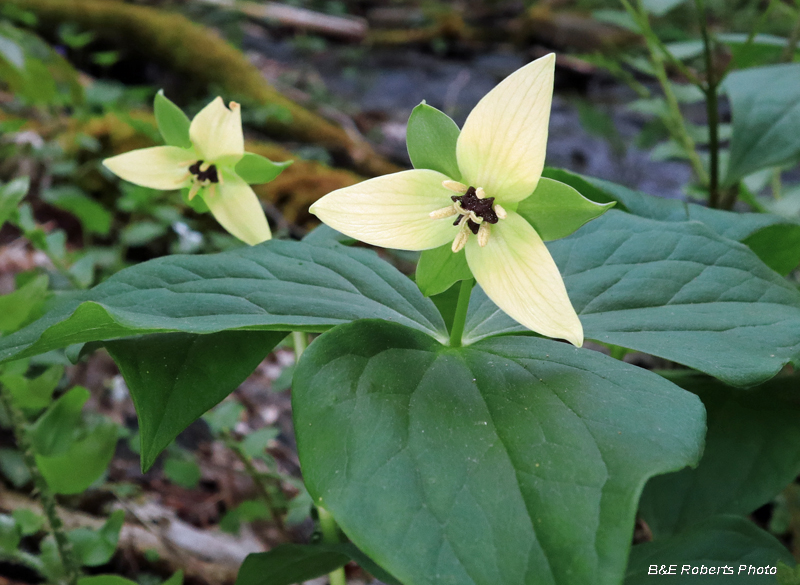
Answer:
782 9 800 62
221 431 290 540
621 0 710 187
449 278 474 348
292 331 307 360
695 0 721 208
318 507 346 585
0 387 80 585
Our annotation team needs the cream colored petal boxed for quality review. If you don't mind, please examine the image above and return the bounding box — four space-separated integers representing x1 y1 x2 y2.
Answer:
309 169 458 251
203 172 271 246
465 212 583 346
456 53 555 204
103 146 192 190
189 97 244 163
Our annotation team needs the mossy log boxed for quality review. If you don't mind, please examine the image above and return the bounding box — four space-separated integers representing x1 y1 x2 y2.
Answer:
3 0 399 177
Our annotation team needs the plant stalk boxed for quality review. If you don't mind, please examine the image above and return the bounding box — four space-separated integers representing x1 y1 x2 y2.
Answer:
695 0 721 208
0 387 80 585
221 431 290 540
292 331 307 360
449 278 474 348
318 507 347 585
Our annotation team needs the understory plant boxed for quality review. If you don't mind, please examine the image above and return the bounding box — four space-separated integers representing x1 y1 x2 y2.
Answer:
2 44 800 585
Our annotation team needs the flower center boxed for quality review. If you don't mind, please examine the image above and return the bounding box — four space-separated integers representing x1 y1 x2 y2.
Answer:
452 186 498 235
189 160 219 184
430 181 507 252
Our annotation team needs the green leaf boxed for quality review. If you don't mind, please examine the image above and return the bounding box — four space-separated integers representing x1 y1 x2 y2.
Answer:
154 90 191 149
36 420 117 494
203 400 245 435
0 514 20 552
240 427 279 460
79 576 138 585
546 168 800 274
625 515 793 584
406 102 461 180
42 187 112 236
0 240 447 365
516 177 614 241
12 508 43 535
237 543 400 585
236 544 350 585
641 0 687 17
106 331 283 470
29 386 89 456
293 319 705 585
0 274 49 333
0 177 28 230
416 244 471 297
69 509 124 567
639 372 800 537
235 153 291 185
1 364 64 411
723 64 800 186
163 456 201 489
464 210 800 387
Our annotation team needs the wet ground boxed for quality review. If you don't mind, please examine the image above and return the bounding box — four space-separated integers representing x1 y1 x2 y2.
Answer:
243 31 694 200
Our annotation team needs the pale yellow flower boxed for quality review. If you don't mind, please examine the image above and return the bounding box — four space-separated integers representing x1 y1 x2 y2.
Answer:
104 97 271 246
310 54 583 346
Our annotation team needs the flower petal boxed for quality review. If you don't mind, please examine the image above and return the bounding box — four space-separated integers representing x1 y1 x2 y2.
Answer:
456 53 555 204
189 97 244 163
465 212 583 346
103 146 192 190
203 171 271 246
309 169 457 251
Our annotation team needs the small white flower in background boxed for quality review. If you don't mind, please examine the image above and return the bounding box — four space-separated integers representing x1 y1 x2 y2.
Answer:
310 54 584 346
104 97 271 246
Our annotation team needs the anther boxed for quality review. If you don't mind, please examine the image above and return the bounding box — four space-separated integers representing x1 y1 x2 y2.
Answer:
188 182 201 201
430 206 458 220
475 187 486 199
494 204 507 219
477 223 491 247
442 180 468 194
452 226 469 253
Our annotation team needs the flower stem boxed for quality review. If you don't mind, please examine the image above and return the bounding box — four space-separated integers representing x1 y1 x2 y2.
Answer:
0 386 80 585
695 0 722 209
449 278 474 348
318 507 347 585
292 331 307 360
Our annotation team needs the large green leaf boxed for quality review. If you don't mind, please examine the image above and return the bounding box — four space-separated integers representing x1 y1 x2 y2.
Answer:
545 168 800 275
0 240 448 364
293 320 705 585
639 372 800 538
463 210 800 387
106 331 285 470
625 515 793 584
723 63 800 186
0 177 29 230
237 543 400 585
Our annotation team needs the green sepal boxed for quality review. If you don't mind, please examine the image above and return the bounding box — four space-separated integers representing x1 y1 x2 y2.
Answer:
517 177 615 241
406 102 461 180
416 243 471 297
154 89 192 149
235 153 292 184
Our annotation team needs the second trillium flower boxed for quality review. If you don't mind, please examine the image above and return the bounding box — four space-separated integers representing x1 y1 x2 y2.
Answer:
104 96 284 246
310 53 584 346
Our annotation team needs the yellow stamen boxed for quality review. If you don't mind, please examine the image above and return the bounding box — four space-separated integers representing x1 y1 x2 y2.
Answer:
475 187 486 199
199 161 211 172
477 222 491 247
442 180 468 194
494 204 507 219
451 224 469 253
187 181 202 201
430 206 458 220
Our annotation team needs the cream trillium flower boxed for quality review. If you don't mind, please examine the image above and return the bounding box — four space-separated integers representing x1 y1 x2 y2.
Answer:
103 97 271 246
310 53 584 347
